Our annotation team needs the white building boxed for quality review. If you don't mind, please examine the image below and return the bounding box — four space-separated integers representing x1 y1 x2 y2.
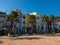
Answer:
30 12 42 33
0 12 7 35
22 15 27 34
0 12 7 30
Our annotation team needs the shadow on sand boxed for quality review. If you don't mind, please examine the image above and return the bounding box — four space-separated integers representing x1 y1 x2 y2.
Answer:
10 37 43 40
0 36 43 40
45 33 60 36
0 41 3 44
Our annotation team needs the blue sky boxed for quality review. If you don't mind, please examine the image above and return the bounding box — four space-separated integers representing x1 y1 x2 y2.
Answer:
0 0 60 16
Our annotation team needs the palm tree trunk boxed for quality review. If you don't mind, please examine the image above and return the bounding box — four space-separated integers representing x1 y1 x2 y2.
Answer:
12 19 14 31
8 19 14 36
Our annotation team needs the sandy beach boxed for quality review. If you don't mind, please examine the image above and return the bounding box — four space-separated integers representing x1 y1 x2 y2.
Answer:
0 34 60 45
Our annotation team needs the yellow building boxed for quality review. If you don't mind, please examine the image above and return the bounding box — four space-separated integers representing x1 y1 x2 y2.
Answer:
22 14 36 34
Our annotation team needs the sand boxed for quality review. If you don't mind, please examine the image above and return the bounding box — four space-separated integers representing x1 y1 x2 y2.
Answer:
0 34 60 45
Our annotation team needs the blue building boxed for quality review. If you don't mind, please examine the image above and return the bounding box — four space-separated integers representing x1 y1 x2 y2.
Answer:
13 9 22 35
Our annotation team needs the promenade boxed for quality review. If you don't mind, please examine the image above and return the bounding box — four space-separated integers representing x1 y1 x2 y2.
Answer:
0 33 60 45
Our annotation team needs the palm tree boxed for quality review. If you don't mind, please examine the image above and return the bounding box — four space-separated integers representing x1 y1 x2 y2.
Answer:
30 15 36 33
41 15 49 33
8 9 18 36
55 16 60 32
26 14 36 34
48 15 55 33
49 15 55 22
55 16 60 22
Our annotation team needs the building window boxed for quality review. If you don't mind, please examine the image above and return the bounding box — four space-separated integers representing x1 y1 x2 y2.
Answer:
37 17 39 19
23 20 26 24
59 25 60 29
23 16 26 19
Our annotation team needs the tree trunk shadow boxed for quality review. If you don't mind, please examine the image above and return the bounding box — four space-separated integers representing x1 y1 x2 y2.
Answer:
11 37 43 40
0 41 3 44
